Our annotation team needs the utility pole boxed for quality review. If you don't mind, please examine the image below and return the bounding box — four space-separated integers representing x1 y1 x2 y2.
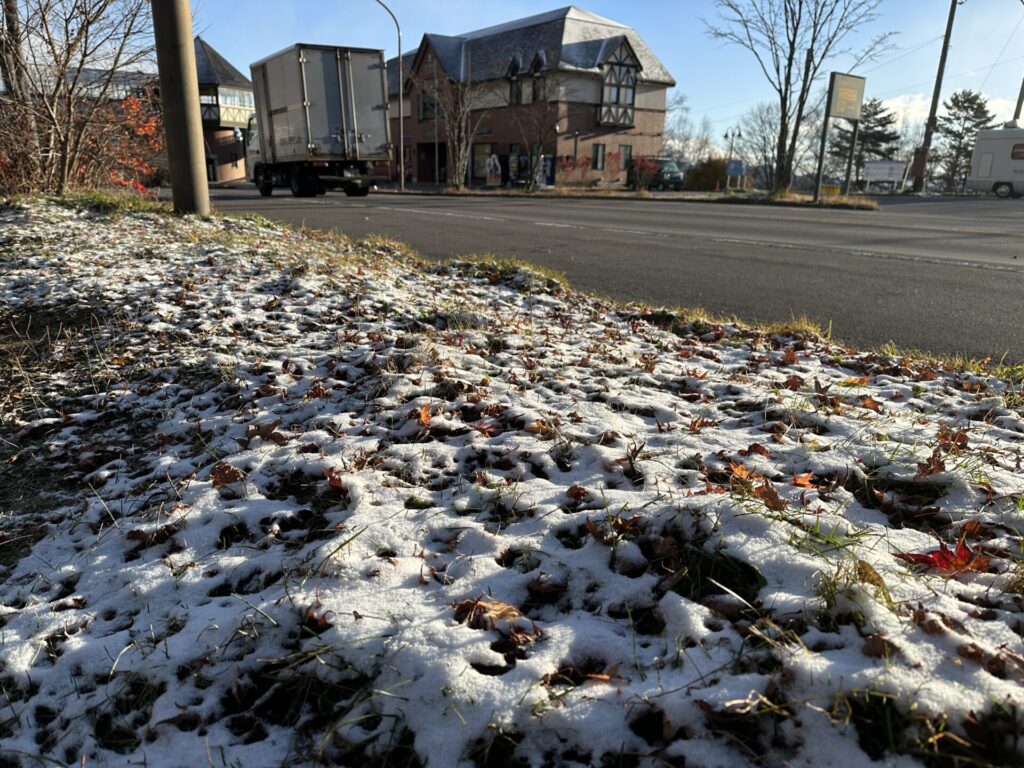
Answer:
912 0 959 194
1018 0 1024 121
152 0 210 215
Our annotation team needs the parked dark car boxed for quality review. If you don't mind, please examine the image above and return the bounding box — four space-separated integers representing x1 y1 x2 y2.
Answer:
626 157 684 191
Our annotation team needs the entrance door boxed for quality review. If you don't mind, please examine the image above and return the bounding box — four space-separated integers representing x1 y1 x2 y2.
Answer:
417 142 447 183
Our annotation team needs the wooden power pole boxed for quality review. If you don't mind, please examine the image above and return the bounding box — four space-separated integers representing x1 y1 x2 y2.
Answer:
912 0 959 193
152 0 210 215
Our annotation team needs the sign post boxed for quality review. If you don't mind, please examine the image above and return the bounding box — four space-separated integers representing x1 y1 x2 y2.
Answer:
813 72 865 203
843 120 861 195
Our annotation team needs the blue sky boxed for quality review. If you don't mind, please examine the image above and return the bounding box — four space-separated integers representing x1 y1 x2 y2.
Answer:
194 0 1024 130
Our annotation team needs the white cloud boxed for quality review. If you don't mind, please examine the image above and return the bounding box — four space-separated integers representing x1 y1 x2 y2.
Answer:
880 94 931 128
882 93 1017 128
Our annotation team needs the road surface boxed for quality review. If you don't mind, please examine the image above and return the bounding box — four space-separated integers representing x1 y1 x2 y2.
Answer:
210 189 1023 361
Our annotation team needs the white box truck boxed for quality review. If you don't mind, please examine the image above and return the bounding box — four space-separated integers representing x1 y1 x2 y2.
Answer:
246 44 391 197
966 126 1024 198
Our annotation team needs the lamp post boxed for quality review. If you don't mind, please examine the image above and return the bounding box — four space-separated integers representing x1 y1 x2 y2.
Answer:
375 0 404 192
724 127 742 189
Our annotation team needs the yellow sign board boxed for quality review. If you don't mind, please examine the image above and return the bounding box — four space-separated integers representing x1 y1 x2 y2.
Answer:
820 184 841 197
829 73 865 121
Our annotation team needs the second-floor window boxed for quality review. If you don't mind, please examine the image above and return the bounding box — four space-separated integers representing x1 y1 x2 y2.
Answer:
509 77 522 105
532 75 546 103
418 85 439 121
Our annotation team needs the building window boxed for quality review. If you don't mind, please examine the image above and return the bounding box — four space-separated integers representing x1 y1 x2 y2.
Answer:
219 87 254 109
418 88 438 121
532 75 546 103
199 92 217 105
1012 144 1024 160
592 143 606 171
619 145 632 169
509 77 522 105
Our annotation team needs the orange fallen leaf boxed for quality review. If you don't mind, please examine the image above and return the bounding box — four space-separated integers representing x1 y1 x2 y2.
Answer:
859 395 883 413
729 462 755 481
753 481 787 512
585 664 622 682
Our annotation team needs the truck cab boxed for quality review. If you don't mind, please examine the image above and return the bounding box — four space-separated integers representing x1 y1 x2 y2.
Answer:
244 115 271 195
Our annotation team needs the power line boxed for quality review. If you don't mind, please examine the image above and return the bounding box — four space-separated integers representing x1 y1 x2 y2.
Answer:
861 35 944 74
979 10 1024 90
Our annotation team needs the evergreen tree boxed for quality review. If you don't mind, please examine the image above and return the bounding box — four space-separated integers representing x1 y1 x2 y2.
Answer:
827 97 900 185
934 90 995 193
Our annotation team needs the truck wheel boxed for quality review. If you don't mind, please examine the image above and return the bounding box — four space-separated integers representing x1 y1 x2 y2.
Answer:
290 171 316 198
993 182 1014 199
255 169 273 197
344 186 370 197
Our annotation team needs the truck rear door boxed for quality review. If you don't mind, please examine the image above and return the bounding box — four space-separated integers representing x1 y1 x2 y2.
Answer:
343 49 390 159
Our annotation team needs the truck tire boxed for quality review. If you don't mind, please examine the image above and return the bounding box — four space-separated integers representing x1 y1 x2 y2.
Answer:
255 168 273 197
344 186 370 197
993 182 1014 199
290 171 316 198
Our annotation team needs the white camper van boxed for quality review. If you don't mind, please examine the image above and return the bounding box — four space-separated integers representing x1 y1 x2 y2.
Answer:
967 126 1024 198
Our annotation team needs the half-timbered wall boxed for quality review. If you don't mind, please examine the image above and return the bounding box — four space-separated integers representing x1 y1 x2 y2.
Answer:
600 41 639 127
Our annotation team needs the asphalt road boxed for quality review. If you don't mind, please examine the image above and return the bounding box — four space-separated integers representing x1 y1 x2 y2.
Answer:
210 188 1024 361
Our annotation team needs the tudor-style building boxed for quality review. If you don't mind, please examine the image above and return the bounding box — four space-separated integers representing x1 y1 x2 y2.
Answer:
193 36 254 183
386 6 675 185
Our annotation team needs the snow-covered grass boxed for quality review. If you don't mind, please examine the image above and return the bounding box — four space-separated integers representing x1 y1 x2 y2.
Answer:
2 197 1024 768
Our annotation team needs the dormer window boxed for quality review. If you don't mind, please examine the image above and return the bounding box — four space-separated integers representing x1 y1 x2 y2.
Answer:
600 39 639 127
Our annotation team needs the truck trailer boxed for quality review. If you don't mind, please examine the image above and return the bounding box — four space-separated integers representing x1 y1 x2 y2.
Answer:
245 44 391 197
966 126 1024 198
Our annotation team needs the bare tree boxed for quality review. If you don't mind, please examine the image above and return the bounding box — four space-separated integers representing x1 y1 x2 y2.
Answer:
502 72 565 190
738 101 780 189
664 93 712 167
0 0 152 194
705 0 892 192
415 58 494 191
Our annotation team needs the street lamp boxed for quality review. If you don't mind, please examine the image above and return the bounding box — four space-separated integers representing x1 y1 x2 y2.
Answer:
375 0 404 192
724 127 742 189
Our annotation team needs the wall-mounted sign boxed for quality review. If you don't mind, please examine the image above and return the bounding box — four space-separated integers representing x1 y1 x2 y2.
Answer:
828 72 865 121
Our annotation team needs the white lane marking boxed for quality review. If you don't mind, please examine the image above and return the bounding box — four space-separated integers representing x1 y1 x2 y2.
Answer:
376 205 509 223
365 205 1021 272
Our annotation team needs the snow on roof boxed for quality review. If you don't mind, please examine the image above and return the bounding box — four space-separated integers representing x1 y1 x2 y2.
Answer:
2 200 1022 767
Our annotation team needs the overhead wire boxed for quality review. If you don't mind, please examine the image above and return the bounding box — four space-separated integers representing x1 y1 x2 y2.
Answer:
979 10 1024 90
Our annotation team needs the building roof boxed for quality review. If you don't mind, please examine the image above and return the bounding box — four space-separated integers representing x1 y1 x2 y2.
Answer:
194 37 251 89
387 5 673 96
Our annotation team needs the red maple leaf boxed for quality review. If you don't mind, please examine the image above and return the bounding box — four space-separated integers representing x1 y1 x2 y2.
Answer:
894 536 989 575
